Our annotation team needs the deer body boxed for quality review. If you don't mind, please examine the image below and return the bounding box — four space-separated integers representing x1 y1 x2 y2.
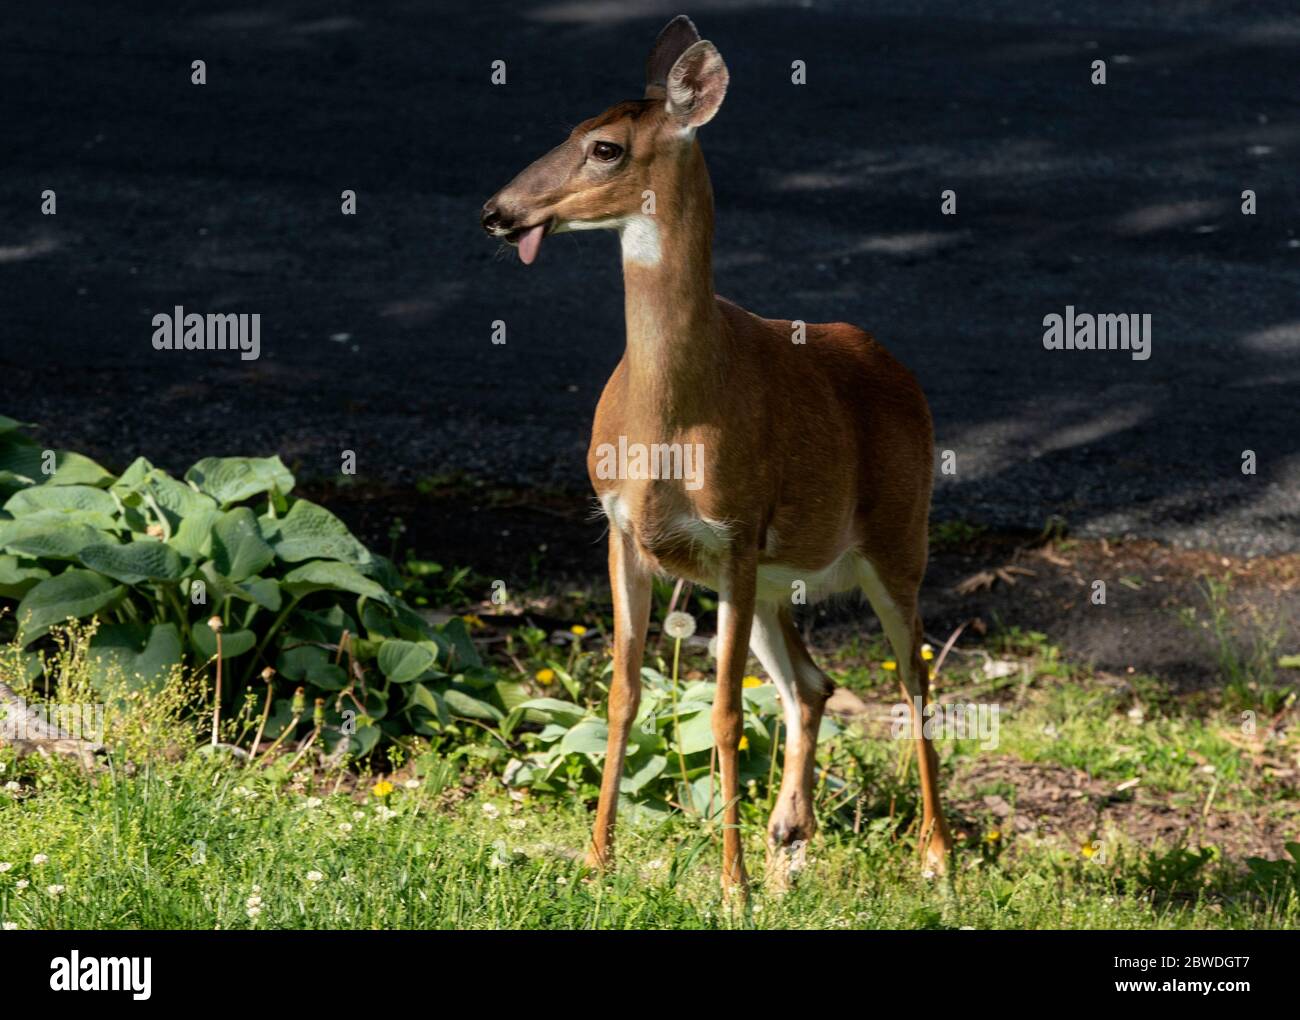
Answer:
483 15 951 892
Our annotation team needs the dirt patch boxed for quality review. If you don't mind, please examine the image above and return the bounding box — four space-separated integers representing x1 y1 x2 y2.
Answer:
947 756 1300 862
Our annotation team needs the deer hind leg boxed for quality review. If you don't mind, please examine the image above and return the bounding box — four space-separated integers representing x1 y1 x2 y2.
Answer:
856 558 952 874
749 603 833 891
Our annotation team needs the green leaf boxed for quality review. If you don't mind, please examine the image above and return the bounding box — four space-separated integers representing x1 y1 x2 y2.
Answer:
282 560 387 601
0 554 50 598
185 456 295 507
167 507 221 560
3 485 120 531
377 638 438 683
621 754 667 794
276 645 347 690
130 470 217 529
0 517 109 561
90 623 182 693
79 539 185 584
271 499 371 565
676 708 717 755
231 575 282 611
406 683 450 729
442 687 503 721
15 569 125 642
560 718 609 755
43 451 115 488
211 507 274 581
433 616 483 670
191 621 256 660
516 697 588 728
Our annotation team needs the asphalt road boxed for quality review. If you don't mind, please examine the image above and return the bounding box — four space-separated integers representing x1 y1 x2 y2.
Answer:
4 1 1298 555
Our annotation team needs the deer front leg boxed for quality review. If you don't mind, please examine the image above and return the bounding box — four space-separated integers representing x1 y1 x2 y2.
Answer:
587 527 652 870
713 547 758 894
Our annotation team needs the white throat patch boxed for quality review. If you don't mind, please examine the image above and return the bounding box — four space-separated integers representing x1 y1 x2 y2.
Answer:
619 215 662 266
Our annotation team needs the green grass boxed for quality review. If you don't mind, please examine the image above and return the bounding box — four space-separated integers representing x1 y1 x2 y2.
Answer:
1 751 1296 930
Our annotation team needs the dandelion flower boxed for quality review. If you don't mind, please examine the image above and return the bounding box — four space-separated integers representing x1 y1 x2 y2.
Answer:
738 735 750 751
1081 843 1098 859
663 611 696 640
984 830 1001 843
569 624 588 637
32 854 48 866
372 779 395 798
921 644 935 661
881 660 898 671
742 676 764 689
535 668 556 686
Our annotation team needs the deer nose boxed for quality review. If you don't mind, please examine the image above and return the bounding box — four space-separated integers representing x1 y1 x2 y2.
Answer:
481 203 510 235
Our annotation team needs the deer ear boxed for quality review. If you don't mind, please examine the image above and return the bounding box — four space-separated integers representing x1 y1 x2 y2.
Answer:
645 15 700 98
665 40 729 129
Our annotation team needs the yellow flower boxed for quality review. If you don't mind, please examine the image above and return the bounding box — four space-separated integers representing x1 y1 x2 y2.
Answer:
535 668 556 686
569 625 587 637
984 829 1001 843
881 660 897 671
742 675 763 688
1081 843 1098 859
921 644 935 661
737 735 750 751
371 780 394 799
460 614 486 630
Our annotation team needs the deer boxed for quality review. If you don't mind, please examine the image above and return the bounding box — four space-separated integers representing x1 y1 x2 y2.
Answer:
481 15 951 894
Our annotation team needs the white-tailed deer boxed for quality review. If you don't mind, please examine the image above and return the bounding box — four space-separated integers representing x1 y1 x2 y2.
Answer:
482 15 950 892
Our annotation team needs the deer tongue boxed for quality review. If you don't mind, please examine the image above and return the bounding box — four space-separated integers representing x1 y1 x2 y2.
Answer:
517 224 545 265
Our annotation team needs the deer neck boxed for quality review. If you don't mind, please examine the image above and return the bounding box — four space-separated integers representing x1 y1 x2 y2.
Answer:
619 142 723 424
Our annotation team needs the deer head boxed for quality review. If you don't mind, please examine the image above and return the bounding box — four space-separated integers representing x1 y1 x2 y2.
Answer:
480 15 729 266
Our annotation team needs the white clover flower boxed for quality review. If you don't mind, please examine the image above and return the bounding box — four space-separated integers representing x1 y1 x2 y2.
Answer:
3 782 18 793
305 796 322 809
46 885 65 896
352 810 365 821
32 854 48 866
0 863 11 873
481 803 501 820
375 806 398 822
16 880 29 891
246 894 263 909
338 823 353 834
404 779 420 790
246 906 261 920
305 871 323 883
2 921 16 930
663 611 696 641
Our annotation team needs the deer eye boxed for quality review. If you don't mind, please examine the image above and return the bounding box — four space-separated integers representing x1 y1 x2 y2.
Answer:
591 141 624 162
